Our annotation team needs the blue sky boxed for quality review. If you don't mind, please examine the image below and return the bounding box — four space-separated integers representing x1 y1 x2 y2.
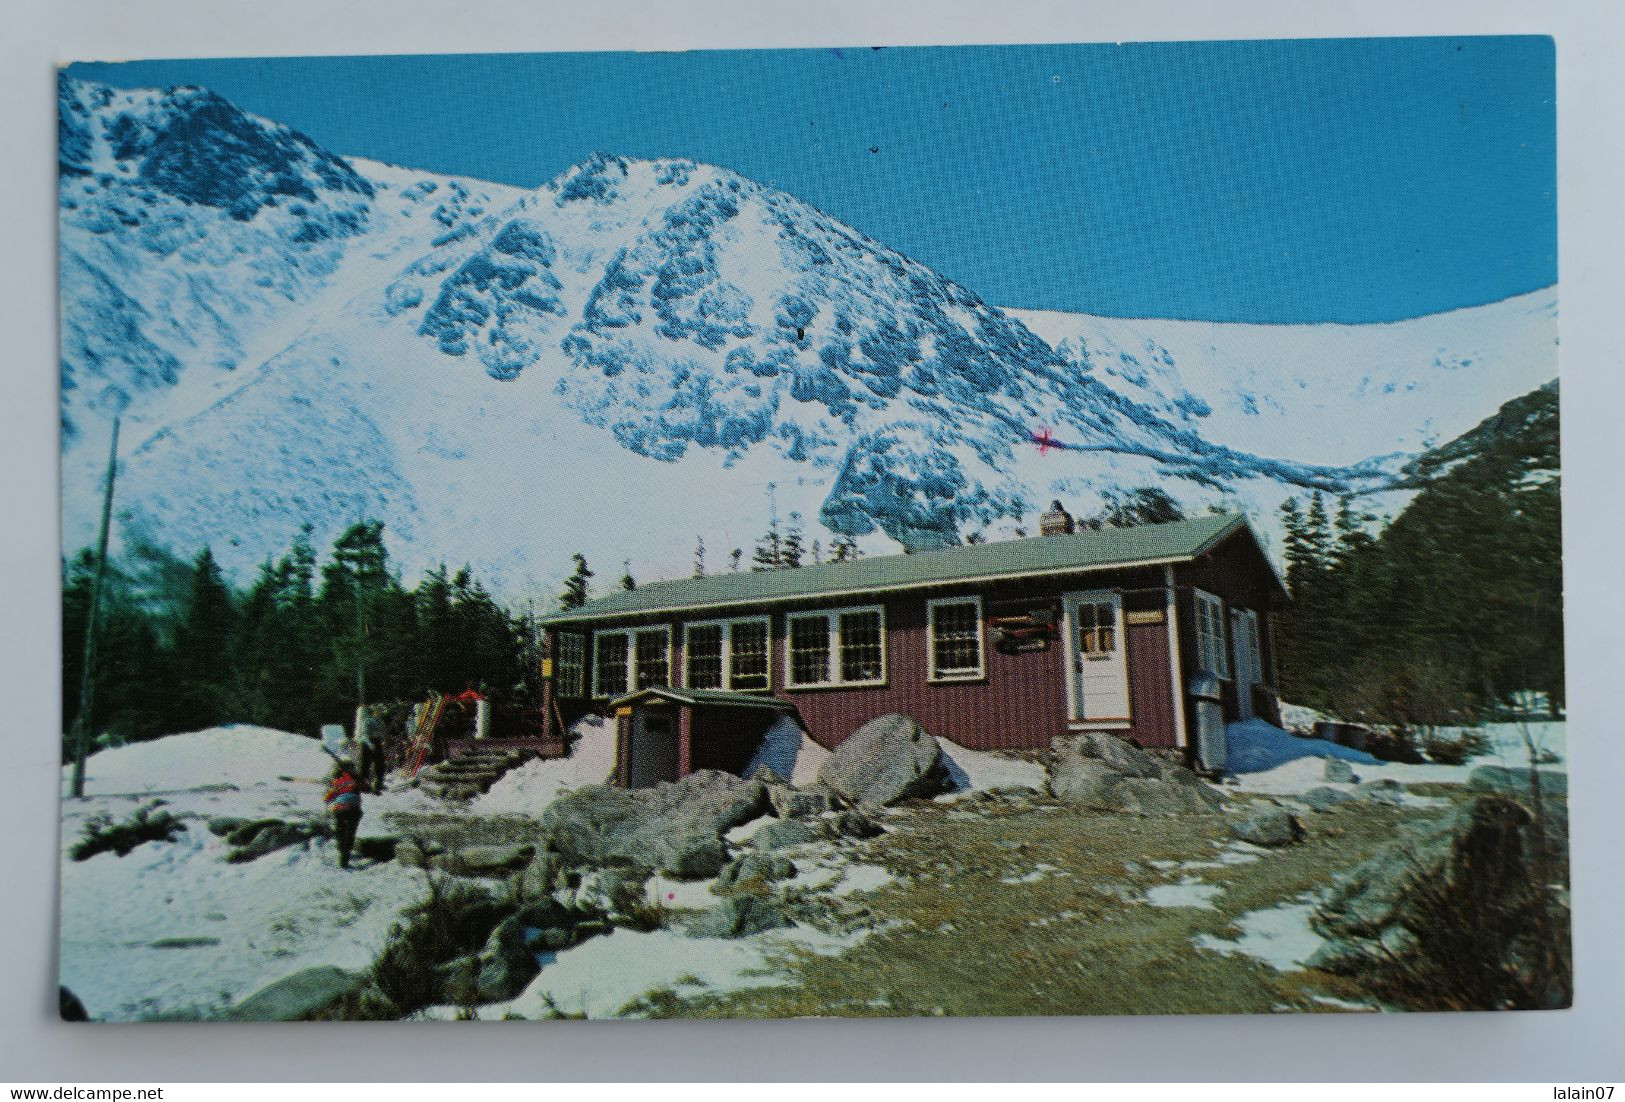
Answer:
69 37 1555 324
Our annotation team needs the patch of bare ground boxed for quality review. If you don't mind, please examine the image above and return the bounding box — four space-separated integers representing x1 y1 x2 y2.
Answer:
656 791 1449 1018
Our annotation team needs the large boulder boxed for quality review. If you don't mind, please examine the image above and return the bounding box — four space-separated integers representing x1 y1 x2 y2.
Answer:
1323 758 1358 784
683 895 795 939
1230 806 1304 847
817 714 951 805
751 818 824 851
1300 786 1358 812
439 900 607 1005
445 843 534 877
228 966 364 1021
717 852 797 889
1048 732 1221 814
1310 793 1567 1007
767 782 839 819
541 770 767 879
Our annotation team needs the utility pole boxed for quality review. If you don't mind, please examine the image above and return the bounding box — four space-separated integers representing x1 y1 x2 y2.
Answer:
70 416 120 799
353 553 367 744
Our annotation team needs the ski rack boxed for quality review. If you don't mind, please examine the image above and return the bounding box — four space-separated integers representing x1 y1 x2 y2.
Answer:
404 693 447 779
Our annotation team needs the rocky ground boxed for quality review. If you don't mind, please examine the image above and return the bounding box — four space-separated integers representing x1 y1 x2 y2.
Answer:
58 715 1568 1021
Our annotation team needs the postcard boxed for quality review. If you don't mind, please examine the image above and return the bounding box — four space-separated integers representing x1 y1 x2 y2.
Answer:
56 37 1564 1021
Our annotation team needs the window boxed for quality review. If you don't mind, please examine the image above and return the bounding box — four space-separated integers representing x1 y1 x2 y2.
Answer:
592 626 671 696
1193 589 1229 678
554 631 586 698
728 620 770 691
786 606 886 687
928 596 984 680
1074 600 1117 656
682 618 771 692
594 632 629 697
685 624 724 689
634 628 671 689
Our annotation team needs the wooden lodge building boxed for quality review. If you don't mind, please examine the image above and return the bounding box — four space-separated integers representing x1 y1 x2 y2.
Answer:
537 510 1287 787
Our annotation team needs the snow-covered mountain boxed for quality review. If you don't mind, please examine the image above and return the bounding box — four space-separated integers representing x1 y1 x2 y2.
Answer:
57 76 1559 597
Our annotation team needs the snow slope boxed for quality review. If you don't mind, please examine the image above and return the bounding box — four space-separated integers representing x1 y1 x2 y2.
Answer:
59 75 1559 597
58 725 436 1020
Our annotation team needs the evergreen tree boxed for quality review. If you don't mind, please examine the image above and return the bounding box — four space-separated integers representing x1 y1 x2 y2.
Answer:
693 536 706 578
780 512 806 568
751 514 783 572
620 561 637 591
811 539 823 564
1305 492 1333 567
559 554 593 610
729 548 743 573
169 547 241 730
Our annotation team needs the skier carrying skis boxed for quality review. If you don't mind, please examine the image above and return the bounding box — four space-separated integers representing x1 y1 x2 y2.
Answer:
324 759 364 870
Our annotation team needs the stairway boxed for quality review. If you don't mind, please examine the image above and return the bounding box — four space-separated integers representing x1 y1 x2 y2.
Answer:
414 747 535 802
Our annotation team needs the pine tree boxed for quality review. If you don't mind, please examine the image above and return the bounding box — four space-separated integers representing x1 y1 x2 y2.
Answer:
1305 492 1333 568
811 539 823 564
781 512 806 568
729 548 743 573
1279 496 1312 584
559 554 593 610
751 514 782 572
693 536 706 578
620 561 636 591
170 547 241 730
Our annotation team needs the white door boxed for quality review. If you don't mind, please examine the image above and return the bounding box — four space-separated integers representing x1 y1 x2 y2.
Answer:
1231 608 1260 721
1065 592 1131 722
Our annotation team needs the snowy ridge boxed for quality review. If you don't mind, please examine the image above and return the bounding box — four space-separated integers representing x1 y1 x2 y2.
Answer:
59 76 1559 595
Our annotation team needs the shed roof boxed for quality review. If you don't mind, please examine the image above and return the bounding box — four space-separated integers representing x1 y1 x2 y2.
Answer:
608 686 798 712
544 512 1266 626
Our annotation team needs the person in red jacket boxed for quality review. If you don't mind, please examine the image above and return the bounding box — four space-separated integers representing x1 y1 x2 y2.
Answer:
324 760 364 870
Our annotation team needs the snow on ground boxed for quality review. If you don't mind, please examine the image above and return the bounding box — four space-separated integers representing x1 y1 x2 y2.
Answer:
1229 721 1567 799
60 801 427 1021
1001 862 1066 885
58 725 452 1020
62 725 336 796
938 740 1048 798
1143 878 1223 910
469 716 616 815
447 924 865 1020
1192 898 1327 972
645 873 723 910
1225 718 1378 775
744 715 831 787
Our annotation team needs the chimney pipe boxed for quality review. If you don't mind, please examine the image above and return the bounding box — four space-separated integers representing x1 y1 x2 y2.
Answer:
1039 500 1075 536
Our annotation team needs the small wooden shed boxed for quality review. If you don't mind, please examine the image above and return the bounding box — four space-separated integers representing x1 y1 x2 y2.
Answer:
609 686 799 788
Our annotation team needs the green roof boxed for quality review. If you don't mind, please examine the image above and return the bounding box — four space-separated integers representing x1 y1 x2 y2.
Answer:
609 687 797 711
543 512 1254 626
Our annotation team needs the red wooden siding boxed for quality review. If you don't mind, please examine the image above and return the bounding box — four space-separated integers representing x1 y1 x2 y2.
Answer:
1173 529 1285 726
783 584 1072 751
548 553 1277 757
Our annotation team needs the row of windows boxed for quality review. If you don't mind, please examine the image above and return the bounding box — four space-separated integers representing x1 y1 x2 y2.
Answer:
553 590 1260 696
555 598 988 698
